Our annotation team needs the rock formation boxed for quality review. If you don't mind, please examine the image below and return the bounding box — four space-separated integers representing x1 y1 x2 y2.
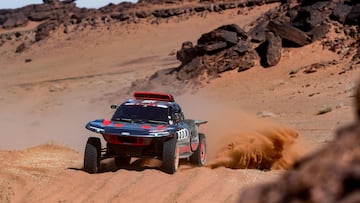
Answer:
140 0 359 85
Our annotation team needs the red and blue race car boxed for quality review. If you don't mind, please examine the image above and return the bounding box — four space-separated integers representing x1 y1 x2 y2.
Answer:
84 92 207 174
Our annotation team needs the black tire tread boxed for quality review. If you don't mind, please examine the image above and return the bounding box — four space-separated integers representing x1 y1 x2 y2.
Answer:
162 138 178 174
190 133 207 166
83 137 101 174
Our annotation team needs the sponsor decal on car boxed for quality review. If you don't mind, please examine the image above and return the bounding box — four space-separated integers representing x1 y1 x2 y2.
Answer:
177 128 190 140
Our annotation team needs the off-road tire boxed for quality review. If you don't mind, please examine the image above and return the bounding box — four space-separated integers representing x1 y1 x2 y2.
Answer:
114 156 131 168
190 133 207 166
162 137 179 174
84 137 101 174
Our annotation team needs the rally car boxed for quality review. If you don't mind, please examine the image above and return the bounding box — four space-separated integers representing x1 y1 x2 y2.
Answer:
84 92 207 174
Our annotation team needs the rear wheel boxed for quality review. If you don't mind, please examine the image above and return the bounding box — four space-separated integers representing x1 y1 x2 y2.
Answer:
190 133 207 166
84 137 101 174
162 137 179 174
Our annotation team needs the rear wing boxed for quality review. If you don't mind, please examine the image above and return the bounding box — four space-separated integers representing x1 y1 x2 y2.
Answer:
195 120 208 126
133 92 174 102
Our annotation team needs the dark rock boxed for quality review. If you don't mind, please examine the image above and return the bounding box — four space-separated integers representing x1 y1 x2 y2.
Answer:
14 32 21 38
198 29 238 45
35 20 59 41
176 41 198 64
299 0 330 7
266 31 282 67
62 0 76 4
33 4 52 12
152 9 182 18
267 20 311 46
28 11 52 21
135 11 150 18
345 4 360 26
2 13 28 29
234 40 252 55
201 42 228 53
331 4 352 24
248 20 268 43
264 0 282 3
194 6 206 12
16 42 27 53
246 0 264 7
216 24 248 40
291 7 325 32
307 23 329 42
181 41 193 49
219 3 236 10
213 5 223 12
43 0 60 5
110 13 130 21
237 52 256 72
174 8 186 16
0 9 13 16
177 57 203 81
0 15 7 25
25 58 32 63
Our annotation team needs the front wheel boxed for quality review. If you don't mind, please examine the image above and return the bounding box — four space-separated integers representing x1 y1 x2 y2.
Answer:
83 137 101 174
162 137 179 174
190 133 207 166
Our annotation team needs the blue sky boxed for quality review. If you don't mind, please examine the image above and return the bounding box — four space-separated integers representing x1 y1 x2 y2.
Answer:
0 0 137 9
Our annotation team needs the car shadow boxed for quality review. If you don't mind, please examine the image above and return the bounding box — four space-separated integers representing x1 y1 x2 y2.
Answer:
69 158 193 174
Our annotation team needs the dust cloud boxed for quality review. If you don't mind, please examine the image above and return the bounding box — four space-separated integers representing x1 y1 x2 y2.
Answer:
177 93 305 170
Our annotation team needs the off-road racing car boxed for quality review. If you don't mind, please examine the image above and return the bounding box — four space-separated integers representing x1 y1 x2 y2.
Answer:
84 92 207 174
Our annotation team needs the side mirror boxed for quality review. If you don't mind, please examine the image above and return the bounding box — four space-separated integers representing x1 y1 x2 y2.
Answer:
110 105 117 109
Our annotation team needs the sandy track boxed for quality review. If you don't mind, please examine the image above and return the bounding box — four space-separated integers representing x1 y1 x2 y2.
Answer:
0 144 281 202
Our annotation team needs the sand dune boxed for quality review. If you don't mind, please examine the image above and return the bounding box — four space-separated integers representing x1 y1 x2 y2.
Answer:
0 2 359 202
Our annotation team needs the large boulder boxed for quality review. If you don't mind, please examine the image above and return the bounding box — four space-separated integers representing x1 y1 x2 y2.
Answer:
307 23 329 42
267 20 311 46
198 29 238 45
176 41 199 65
28 11 52 21
291 6 325 32
35 20 59 41
2 12 28 29
265 31 282 67
216 24 248 40
331 4 353 24
248 20 268 43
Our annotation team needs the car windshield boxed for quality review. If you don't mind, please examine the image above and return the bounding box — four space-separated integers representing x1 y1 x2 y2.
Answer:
111 104 169 123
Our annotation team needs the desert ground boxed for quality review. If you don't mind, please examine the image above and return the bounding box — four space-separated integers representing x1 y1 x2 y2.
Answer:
0 1 359 202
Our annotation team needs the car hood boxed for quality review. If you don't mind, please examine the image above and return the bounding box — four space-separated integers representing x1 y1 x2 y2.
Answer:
85 119 177 137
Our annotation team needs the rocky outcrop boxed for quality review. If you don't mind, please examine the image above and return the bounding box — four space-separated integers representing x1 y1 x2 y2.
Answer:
173 24 256 81
137 0 359 86
0 0 283 46
35 20 59 41
0 0 355 50
238 83 360 203
0 0 358 71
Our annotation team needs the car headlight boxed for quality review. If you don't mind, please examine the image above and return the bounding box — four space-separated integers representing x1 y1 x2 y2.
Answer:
149 130 170 137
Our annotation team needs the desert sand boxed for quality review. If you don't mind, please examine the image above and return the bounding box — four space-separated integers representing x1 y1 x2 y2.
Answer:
0 2 359 203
